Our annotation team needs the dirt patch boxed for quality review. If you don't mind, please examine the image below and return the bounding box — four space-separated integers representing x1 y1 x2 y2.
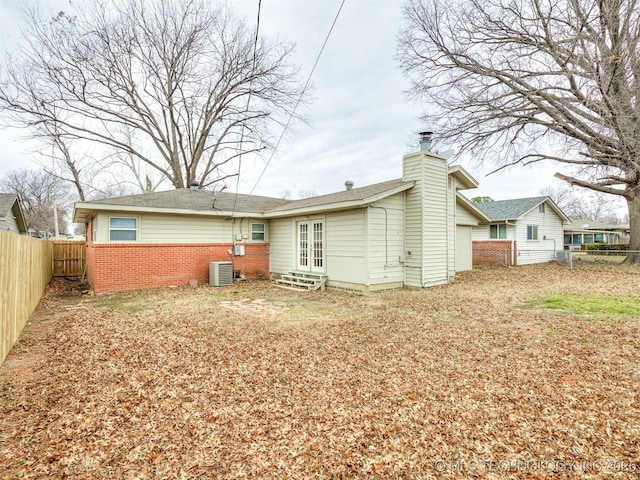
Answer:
1 263 639 478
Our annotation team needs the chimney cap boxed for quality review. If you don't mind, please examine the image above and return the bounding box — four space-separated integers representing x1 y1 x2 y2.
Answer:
345 180 354 191
189 180 199 191
419 131 434 151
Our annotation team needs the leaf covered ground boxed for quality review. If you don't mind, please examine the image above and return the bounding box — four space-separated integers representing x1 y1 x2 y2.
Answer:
1 263 639 479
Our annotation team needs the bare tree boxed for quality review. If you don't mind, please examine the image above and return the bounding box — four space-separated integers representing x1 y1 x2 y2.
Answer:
0 0 302 191
0 169 70 234
540 185 624 223
399 0 640 261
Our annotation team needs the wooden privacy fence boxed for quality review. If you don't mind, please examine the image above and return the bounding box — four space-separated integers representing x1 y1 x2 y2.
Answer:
53 241 86 277
0 232 53 365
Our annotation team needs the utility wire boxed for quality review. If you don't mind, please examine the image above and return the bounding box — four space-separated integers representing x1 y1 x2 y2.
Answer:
231 0 262 216
237 0 346 211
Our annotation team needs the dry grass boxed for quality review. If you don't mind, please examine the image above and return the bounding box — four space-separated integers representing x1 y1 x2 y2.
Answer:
1 263 639 479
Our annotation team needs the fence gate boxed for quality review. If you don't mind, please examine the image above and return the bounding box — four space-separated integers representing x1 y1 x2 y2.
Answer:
52 241 86 277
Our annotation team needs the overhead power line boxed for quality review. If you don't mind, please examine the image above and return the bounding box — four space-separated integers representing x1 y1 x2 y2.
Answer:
237 0 347 211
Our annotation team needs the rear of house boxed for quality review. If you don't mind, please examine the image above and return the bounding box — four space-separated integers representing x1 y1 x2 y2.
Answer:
73 136 486 294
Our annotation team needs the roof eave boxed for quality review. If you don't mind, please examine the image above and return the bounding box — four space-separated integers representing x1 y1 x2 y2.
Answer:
448 166 479 190
72 202 260 223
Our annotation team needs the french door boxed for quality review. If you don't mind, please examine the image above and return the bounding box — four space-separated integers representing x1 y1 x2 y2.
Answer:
297 220 324 272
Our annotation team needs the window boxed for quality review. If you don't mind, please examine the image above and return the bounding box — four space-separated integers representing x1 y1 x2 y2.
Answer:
584 234 594 244
539 203 546 213
572 234 582 245
564 234 571 245
109 217 137 241
594 233 604 243
527 225 539 241
489 224 507 239
251 223 265 241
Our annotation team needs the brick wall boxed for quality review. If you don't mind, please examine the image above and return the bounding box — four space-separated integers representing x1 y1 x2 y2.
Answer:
86 242 269 294
472 240 517 266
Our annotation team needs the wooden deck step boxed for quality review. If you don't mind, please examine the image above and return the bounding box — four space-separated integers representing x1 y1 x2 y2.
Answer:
275 271 328 291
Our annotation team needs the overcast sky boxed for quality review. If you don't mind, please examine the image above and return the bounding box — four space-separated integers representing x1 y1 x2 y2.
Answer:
0 0 582 203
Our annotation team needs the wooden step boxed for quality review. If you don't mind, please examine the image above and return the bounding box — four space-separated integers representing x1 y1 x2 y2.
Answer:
275 271 328 291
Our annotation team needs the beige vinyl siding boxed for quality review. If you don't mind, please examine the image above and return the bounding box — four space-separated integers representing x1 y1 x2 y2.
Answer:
325 209 367 286
515 204 564 265
403 151 449 288
456 203 481 226
403 154 424 287
269 218 295 275
447 176 456 280
93 212 266 244
367 193 404 286
455 225 473 271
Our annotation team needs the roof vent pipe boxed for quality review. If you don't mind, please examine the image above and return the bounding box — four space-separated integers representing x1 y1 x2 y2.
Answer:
189 180 199 191
345 180 354 191
419 131 433 151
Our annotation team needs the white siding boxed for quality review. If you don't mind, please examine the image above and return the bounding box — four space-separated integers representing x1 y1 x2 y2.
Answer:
515 204 564 265
367 193 404 286
456 203 481 226
326 209 367 286
403 151 449 287
269 218 295 275
93 211 266 244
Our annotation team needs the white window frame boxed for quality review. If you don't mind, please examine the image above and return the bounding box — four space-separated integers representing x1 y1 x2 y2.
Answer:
527 225 539 241
489 223 507 239
109 216 138 242
92 217 98 243
251 223 265 242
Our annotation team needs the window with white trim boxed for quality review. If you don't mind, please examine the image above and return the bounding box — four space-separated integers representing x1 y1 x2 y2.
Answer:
251 223 265 241
489 224 507 239
527 225 539 240
539 203 546 213
109 217 137 241
92 217 98 243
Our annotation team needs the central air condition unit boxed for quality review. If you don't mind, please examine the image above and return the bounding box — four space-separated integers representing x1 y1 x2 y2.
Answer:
209 261 233 287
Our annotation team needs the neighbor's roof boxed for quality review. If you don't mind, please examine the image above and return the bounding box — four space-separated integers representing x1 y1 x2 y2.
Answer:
564 218 629 232
474 196 569 222
0 193 27 232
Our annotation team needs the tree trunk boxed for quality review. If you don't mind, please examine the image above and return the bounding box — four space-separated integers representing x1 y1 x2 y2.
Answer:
623 191 640 264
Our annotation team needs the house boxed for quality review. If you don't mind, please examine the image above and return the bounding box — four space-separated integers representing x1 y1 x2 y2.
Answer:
563 218 630 250
73 134 489 294
0 193 27 234
470 196 569 265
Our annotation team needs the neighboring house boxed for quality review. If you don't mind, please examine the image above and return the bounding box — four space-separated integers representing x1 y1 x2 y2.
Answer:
563 218 630 249
73 135 489 294
0 193 27 234
471 196 569 266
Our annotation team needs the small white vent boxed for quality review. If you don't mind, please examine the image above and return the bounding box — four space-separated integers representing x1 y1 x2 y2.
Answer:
209 261 233 287
234 245 245 256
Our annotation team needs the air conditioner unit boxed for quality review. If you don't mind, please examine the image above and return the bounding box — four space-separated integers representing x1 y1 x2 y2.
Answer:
209 261 233 287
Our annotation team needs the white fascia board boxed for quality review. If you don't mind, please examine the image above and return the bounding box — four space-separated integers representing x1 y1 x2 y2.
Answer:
456 193 490 222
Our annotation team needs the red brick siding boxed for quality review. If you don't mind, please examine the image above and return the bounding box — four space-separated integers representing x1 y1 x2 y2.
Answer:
472 240 517 266
86 242 269 294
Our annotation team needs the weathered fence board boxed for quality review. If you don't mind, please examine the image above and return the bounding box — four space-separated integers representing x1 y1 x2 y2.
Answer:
0 232 53 365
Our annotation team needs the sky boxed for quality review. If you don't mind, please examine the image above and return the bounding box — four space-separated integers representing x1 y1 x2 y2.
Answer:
0 0 601 205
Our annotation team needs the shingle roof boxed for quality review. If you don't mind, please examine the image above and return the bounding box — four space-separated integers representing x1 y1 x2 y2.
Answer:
267 179 410 213
77 179 413 218
474 196 548 221
84 188 284 214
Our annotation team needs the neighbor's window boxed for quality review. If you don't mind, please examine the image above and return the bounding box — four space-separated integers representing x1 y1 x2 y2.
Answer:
489 224 507 239
539 203 546 213
251 223 265 241
584 234 594 244
109 217 137 241
594 233 605 243
527 225 539 240
572 234 582 245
